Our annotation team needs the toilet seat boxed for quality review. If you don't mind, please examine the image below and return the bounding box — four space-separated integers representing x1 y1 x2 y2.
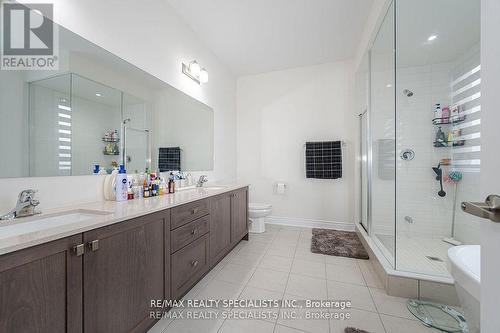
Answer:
249 203 272 211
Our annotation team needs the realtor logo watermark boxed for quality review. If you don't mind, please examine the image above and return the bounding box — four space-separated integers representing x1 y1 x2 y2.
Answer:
1 2 58 70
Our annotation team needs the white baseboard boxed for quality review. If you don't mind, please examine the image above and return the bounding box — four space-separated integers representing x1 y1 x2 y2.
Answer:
266 216 355 231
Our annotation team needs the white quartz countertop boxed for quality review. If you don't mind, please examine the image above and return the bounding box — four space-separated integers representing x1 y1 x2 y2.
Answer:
0 184 248 256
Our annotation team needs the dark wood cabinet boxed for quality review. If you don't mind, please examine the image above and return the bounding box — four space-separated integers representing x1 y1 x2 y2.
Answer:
0 187 248 333
171 215 209 253
209 193 232 265
170 198 209 229
171 234 209 299
0 235 83 333
231 188 249 245
83 211 169 333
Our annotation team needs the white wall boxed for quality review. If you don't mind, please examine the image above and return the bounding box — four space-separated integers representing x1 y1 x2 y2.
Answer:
0 0 236 212
480 0 500 330
236 61 356 228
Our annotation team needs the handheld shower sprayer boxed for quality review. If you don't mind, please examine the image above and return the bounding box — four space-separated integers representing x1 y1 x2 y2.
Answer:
432 163 446 197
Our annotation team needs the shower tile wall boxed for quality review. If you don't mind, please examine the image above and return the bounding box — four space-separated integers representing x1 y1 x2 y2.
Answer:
447 47 481 245
396 63 454 239
396 48 481 246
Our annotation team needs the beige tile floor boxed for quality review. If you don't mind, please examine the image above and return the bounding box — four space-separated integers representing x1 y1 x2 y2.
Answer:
149 225 439 333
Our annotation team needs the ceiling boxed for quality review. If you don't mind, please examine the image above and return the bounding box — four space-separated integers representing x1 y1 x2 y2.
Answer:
371 0 480 70
167 0 374 76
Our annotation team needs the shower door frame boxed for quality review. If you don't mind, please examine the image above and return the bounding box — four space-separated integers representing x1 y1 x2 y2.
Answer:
359 108 371 234
358 45 373 235
358 0 397 269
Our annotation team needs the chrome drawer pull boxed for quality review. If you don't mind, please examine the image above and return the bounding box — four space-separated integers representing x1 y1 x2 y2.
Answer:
87 240 99 252
191 208 199 215
191 260 199 267
191 228 198 235
72 244 85 257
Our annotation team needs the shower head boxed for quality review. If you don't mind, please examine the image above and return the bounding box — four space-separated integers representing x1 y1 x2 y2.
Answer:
403 89 414 97
122 118 131 125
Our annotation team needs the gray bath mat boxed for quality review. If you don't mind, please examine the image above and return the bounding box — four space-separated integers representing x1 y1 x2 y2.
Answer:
311 229 369 260
345 327 371 333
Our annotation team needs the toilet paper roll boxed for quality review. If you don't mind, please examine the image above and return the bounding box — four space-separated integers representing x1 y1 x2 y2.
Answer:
276 183 286 194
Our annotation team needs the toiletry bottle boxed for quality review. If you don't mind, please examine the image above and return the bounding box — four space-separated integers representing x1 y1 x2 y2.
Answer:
434 103 442 119
434 127 446 147
168 172 175 194
115 165 128 202
93 164 100 175
439 127 447 143
442 106 450 119
160 177 167 195
152 179 158 196
143 178 149 198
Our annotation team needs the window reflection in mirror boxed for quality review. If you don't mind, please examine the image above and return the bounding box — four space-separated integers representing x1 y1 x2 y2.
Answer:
0 18 214 178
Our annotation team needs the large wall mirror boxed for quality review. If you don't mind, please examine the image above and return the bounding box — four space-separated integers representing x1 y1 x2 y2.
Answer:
0 14 214 178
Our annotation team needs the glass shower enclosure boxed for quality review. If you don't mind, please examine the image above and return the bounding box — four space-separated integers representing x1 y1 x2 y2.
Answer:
358 0 481 279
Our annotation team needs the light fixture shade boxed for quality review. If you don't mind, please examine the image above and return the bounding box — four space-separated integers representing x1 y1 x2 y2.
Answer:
200 68 208 83
189 61 201 76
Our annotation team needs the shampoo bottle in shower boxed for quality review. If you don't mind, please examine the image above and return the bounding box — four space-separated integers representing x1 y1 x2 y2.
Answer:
434 103 442 119
435 127 446 147
442 106 450 119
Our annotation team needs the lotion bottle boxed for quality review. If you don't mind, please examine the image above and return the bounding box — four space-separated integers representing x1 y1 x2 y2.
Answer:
115 165 128 201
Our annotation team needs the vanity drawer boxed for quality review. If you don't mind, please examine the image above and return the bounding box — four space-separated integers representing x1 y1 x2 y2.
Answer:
171 215 210 253
171 234 209 299
171 199 209 229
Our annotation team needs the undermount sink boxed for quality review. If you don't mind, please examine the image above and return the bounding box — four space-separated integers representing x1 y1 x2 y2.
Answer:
177 185 227 192
0 209 112 237
200 186 226 190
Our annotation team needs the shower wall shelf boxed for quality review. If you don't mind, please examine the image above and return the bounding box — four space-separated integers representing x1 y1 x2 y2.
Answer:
102 137 120 143
103 136 120 156
103 151 120 156
433 141 466 148
432 116 466 125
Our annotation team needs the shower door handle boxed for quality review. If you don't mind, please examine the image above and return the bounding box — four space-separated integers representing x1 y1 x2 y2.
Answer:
461 195 500 222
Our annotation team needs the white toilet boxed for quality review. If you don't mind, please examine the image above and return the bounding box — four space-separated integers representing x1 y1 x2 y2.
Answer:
448 245 480 333
248 203 272 233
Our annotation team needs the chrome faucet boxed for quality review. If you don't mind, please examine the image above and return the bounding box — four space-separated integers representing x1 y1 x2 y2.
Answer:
196 175 208 187
0 189 41 220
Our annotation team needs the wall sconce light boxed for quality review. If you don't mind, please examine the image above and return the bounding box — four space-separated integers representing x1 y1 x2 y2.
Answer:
182 60 208 84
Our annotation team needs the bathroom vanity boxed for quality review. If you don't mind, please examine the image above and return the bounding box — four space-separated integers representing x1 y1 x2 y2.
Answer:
0 185 248 333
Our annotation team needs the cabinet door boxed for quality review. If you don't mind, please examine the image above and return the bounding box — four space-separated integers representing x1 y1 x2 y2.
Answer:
231 188 249 244
83 211 168 333
209 193 231 265
171 234 209 300
0 235 83 333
